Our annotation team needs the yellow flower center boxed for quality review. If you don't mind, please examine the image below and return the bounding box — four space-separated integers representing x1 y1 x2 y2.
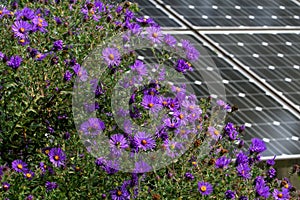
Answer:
10 11 14 16
17 164 23 169
20 28 25 33
108 54 114 60
20 39 25 43
200 186 207 192
176 87 181 92
162 101 168 105
284 184 289 189
43 165 47 169
117 190 122 196
54 155 60 161
277 193 283 198
45 150 50 154
192 161 197 165
179 114 184 119
152 32 158 38
36 54 42 58
189 105 194 110
0 11 2 15
170 103 175 108
170 144 175 150
38 18 43 23
38 23 43 27
26 173 32 178
186 62 192 67
148 103 154 108
3 185 8 189
180 129 186 134
141 140 147 145
214 130 219 135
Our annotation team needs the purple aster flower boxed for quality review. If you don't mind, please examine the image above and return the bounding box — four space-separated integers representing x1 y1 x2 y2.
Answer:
215 156 231 169
133 161 152 173
128 23 142 35
184 172 194 180
102 47 121 66
181 39 200 61
95 157 105 167
236 163 251 179
164 34 177 47
39 162 48 173
225 190 235 199
72 64 88 82
198 181 213 196
12 20 32 38
12 159 28 172
239 196 248 200
54 16 62 25
141 95 162 113
7 55 22 69
125 9 134 21
23 170 35 180
18 37 30 46
129 105 141 119
110 185 130 200
110 134 129 156
48 147 66 167
146 26 163 43
255 176 270 198
167 98 180 111
102 160 119 175
16 7 35 21
266 155 276 166
268 168 276 179
130 60 147 76
207 126 222 140
224 122 239 140
272 188 289 200
80 118 105 135
163 139 184 158
45 181 58 191
2 182 10 191
52 40 63 51
175 59 191 73
0 7 10 18
25 195 34 200
134 132 156 151
64 70 73 81
136 17 156 26
32 16 48 33
164 117 181 129
235 151 248 165
249 138 267 154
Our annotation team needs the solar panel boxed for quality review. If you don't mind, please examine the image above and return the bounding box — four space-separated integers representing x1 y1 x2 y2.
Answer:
133 31 300 157
158 0 300 28
132 0 186 29
134 1 300 158
204 33 300 110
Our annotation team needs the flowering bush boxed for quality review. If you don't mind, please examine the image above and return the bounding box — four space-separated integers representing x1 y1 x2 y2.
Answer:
0 0 299 199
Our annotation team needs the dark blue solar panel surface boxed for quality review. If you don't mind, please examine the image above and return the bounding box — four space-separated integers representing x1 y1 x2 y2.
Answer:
160 0 300 27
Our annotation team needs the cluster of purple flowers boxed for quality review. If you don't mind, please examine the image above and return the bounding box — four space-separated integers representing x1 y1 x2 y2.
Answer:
11 160 35 181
